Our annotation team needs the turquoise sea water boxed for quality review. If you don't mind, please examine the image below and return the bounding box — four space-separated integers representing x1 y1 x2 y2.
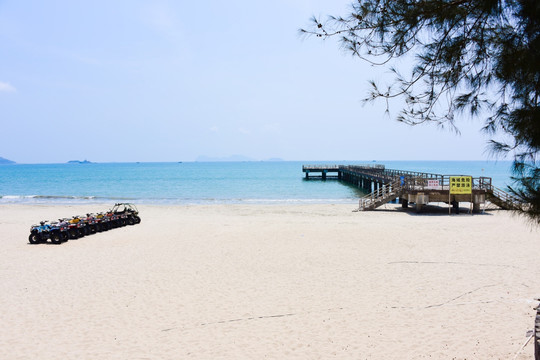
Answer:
0 161 514 205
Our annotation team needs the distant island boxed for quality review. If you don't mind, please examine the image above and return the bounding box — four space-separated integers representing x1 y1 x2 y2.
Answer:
0 156 15 164
67 160 93 164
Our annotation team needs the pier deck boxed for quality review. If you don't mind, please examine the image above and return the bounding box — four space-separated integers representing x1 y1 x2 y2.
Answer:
303 164 521 212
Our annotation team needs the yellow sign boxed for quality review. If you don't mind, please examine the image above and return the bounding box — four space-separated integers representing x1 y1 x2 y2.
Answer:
450 176 472 194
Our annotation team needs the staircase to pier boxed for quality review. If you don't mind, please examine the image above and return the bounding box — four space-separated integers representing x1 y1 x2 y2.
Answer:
358 179 404 211
486 186 522 210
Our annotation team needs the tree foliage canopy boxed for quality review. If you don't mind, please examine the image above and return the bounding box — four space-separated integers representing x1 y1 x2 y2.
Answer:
302 0 540 222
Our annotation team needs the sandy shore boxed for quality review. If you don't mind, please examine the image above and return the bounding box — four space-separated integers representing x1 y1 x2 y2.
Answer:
0 203 538 359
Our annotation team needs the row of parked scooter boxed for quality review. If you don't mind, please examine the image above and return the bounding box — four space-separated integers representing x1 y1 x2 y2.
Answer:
28 203 141 245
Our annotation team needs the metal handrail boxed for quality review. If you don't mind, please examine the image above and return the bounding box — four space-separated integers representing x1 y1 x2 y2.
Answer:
359 179 403 210
489 186 522 208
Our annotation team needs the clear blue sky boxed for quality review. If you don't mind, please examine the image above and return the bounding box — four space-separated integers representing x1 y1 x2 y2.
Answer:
0 0 496 163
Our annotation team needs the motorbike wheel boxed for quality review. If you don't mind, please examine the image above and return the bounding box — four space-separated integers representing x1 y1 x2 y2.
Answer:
28 233 41 244
135 216 141 224
78 228 85 238
51 232 62 244
127 216 135 225
69 229 79 239
61 232 69 242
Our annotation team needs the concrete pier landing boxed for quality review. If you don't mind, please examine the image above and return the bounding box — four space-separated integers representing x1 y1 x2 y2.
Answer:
302 165 342 180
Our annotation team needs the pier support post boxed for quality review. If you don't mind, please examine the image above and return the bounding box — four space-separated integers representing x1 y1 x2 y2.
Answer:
452 201 460 214
472 194 484 213
322 171 326 180
401 198 408 208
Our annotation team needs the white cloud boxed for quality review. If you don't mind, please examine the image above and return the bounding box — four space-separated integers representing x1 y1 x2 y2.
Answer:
0 81 16 93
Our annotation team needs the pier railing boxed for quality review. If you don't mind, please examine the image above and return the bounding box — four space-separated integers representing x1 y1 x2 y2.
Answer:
398 176 483 191
340 166 443 183
487 185 522 210
303 164 385 172
302 165 340 171
343 164 385 171
381 168 443 179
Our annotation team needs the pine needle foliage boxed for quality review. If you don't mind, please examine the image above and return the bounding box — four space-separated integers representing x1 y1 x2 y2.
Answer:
301 0 540 223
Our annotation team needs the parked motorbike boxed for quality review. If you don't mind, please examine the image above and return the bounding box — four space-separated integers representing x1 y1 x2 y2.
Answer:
29 220 68 244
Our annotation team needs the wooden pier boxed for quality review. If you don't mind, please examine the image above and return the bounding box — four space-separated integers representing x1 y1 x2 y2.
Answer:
302 164 521 212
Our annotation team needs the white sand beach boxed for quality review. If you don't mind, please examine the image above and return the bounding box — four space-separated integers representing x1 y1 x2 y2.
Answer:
0 203 539 359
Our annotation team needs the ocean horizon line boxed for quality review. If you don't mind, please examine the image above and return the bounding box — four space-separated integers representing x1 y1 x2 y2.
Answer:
0 159 514 165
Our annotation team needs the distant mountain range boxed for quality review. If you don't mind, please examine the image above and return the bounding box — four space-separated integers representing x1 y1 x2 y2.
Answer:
0 156 15 164
67 160 93 164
